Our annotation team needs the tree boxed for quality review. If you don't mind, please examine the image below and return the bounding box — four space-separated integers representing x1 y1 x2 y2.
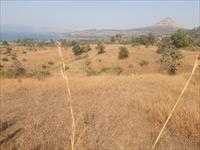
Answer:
115 34 122 43
170 29 193 48
96 42 105 54
147 33 156 45
111 34 122 43
111 36 116 43
118 47 129 59
157 37 174 54
72 44 82 56
159 46 183 74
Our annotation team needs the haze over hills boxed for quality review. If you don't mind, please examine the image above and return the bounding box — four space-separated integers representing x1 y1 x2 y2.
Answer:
1 17 187 41
62 17 185 40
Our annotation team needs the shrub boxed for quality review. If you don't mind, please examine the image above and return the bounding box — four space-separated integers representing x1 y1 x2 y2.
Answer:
22 58 26 62
12 62 26 77
22 51 27 54
140 60 149 66
30 69 50 79
82 45 91 52
85 67 99 76
96 42 105 54
72 44 82 56
4 48 12 55
2 61 27 77
48 61 54 65
42 64 48 69
160 47 183 74
118 47 129 59
113 66 123 75
2 58 9 61
170 29 193 48
100 67 112 73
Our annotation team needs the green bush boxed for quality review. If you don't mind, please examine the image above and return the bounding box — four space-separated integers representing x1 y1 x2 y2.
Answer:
96 42 105 54
72 44 82 56
160 47 183 74
131 33 156 46
100 67 112 73
118 47 129 59
171 29 193 48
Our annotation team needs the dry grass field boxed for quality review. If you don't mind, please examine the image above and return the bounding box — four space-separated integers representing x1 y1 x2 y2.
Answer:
0 44 199 149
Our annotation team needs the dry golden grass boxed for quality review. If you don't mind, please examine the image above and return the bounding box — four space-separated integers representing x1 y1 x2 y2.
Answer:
0 44 199 149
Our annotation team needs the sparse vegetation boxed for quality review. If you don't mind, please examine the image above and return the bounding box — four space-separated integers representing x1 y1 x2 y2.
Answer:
85 67 99 76
96 42 105 54
0 43 199 150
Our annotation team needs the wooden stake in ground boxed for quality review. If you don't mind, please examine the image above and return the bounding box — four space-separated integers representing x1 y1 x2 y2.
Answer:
56 42 76 150
152 54 199 150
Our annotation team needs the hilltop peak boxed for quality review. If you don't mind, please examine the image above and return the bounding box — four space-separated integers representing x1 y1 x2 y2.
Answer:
154 17 183 28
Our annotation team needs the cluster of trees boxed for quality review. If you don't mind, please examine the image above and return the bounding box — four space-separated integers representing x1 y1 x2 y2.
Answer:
156 30 192 74
131 33 156 46
187 26 200 47
111 34 122 43
72 42 106 56
72 44 92 56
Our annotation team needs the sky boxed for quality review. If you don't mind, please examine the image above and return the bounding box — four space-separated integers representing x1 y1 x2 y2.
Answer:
1 0 199 32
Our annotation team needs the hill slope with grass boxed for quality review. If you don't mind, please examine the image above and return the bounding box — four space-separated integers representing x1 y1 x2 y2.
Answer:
0 44 199 149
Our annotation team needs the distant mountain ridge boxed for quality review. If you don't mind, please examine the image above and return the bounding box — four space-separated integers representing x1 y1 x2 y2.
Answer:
61 17 185 40
1 17 187 41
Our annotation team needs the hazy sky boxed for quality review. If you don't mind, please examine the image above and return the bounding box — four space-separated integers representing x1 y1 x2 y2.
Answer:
1 0 199 32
